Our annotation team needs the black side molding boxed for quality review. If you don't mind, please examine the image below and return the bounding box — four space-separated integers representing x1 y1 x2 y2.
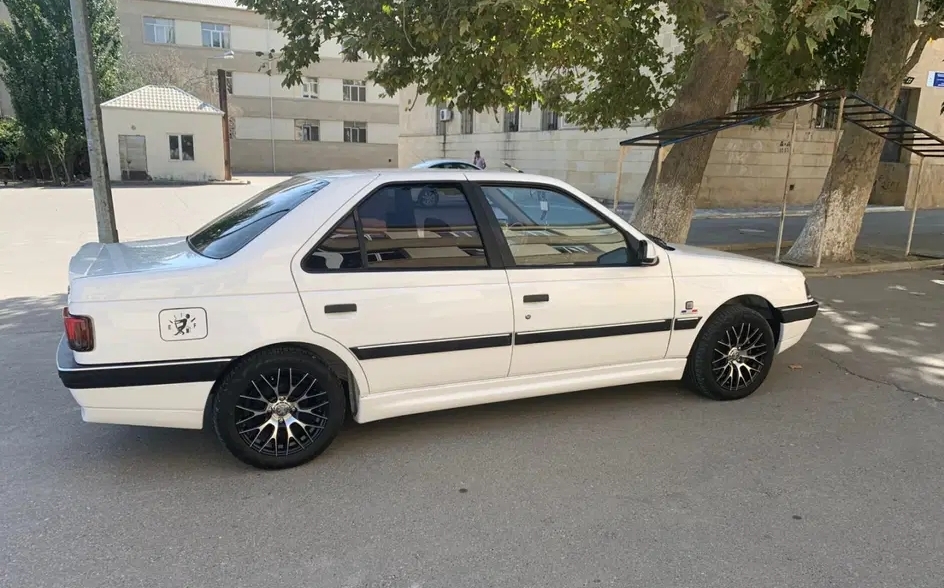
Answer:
325 303 357 314
774 300 820 323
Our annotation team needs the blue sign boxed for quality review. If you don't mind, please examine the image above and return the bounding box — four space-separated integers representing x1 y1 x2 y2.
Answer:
928 72 944 87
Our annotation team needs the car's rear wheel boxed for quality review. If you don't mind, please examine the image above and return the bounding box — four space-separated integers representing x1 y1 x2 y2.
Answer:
417 187 439 207
686 305 775 401
212 346 346 469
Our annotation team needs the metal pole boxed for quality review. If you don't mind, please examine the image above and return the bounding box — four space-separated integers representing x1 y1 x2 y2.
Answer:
217 69 232 181
816 94 845 268
905 156 926 257
612 145 629 211
69 0 118 243
775 110 799 263
268 64 275 174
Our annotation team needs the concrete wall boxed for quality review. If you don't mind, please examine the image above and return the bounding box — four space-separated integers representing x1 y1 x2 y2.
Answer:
101 107 225 182
231 139 396 173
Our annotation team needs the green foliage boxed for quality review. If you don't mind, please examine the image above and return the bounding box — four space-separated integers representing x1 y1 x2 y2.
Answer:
0 117 24 164
0 0 123 172
240 0 870 132
747 0 873 98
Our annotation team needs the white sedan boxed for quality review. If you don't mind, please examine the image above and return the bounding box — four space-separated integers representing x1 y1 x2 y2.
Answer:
57 170 819 470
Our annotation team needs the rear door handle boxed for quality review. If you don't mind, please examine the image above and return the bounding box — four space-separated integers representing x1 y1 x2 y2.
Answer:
523 294 549 303
325 303 357 314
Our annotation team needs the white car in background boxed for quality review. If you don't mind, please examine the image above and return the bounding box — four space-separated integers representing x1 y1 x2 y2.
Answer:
57 169 819 470
411 159 483 206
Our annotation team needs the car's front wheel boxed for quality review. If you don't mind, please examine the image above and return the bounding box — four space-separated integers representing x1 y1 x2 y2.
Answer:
212 346 346 469
686 305 776 401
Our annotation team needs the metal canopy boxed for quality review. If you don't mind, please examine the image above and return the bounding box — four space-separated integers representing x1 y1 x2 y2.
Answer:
620 88 944 158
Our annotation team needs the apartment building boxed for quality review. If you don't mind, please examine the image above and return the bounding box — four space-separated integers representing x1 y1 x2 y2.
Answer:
118 0 399 173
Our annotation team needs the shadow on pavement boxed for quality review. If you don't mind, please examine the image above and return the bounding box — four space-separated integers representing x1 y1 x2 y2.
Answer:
807 270 944 401
0 293 66 336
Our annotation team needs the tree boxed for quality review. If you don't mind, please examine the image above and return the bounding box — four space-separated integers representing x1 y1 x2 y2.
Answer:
782 0 944 264
0 0 123 181
239 0 867 242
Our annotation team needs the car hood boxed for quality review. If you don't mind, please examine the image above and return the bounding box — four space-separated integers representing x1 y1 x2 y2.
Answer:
664 243 803 277
68 236 215 281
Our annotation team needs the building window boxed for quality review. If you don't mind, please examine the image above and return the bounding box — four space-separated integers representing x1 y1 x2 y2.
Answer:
301 77 318 99
201 22 230 49
143 17 175 44
736 80 766 111
344 121 368 143
503 107 520 133
461 109 474 134
541 109 559 131
296 120 319 141
169 134 195 161
211 71 233 95
343 79 367 102
813 102 839 129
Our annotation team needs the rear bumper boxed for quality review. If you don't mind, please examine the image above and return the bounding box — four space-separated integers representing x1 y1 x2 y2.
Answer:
774 300 819 324
57 336 218 429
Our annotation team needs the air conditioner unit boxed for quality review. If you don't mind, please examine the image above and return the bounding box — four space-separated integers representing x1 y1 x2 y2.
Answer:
438 108 453 122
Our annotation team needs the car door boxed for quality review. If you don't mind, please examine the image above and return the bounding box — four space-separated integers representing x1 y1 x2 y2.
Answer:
473 181 676 377
291 179 514 395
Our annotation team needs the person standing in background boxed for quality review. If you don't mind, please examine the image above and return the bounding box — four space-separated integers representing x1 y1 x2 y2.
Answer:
473 150 486 169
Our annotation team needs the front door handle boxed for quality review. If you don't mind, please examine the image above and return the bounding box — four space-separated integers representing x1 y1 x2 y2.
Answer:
523 294 549 303
325 303 357 314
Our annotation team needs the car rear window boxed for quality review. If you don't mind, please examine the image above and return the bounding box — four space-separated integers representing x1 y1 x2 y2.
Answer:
187 175 330 259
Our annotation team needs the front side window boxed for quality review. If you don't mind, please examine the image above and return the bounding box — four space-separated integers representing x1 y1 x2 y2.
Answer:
303 183 488 271
144 17 175 44
481 184 636 267
343 79 367 102
168 134 194 161
343 121 367 143
189 175 330 259
201 22 230 48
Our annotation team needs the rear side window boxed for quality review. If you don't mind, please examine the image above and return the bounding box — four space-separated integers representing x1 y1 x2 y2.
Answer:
302 182 489 271
188 176 330 259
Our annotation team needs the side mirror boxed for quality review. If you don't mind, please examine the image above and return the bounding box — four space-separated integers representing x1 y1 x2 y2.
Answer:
638 239 659 266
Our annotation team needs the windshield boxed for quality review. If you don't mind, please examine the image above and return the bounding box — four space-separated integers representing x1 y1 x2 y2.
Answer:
188 175 330 259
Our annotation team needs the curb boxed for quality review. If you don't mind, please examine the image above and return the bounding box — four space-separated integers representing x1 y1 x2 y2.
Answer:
702 242 943 276
709 241 794 252
798 258 943 277
111 179 252 187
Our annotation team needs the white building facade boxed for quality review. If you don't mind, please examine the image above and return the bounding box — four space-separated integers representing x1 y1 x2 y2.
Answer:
117 0 400 173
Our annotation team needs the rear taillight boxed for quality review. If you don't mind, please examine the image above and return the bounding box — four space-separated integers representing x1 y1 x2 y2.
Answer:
63 307 94 352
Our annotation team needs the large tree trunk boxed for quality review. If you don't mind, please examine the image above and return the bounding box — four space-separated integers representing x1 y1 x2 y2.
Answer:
629 26 750 243
783 0 922 265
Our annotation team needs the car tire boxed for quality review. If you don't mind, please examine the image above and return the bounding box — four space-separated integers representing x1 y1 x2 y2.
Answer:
417 187 439 207
212 346 347 470
685 305 776 401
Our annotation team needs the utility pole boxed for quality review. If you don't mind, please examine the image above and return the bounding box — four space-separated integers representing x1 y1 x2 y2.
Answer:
217 69 232 180
70 0 119 243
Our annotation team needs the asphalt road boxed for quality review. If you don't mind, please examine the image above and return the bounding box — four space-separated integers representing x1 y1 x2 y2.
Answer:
2 181 944 587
